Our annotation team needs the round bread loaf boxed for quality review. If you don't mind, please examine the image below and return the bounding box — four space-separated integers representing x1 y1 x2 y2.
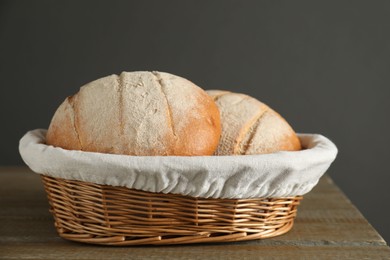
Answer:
207 90 301 155
46 71 221 156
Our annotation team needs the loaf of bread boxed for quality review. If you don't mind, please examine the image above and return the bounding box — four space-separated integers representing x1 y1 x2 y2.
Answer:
46 71 221 156
207 90 301 155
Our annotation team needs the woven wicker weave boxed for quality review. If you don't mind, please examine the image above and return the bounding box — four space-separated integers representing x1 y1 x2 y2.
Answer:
41 175 302 245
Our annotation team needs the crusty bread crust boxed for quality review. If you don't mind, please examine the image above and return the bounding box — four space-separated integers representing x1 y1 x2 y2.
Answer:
47 71 221 156
207 90 301 155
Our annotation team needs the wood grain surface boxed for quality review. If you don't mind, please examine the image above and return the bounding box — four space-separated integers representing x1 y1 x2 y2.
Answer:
1 167 389 259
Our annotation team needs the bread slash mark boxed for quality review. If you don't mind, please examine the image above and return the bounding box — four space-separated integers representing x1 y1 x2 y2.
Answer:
67 96 84 150
117 74 125 137
235 109 269 155
152 71 176 137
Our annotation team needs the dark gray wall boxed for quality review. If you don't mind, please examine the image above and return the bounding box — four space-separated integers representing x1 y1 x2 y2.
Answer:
1 0 389 242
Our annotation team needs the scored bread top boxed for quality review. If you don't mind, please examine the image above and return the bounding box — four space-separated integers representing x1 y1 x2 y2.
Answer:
46 71 221 156
207 90 301 155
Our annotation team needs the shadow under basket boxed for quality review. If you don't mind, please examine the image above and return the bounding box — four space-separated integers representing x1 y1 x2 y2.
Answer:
41 175 303 246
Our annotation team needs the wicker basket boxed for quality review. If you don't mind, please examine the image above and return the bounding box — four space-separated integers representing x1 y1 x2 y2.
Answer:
41 175 302 246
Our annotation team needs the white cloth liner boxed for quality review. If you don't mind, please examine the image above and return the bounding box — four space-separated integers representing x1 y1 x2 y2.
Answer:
19 129 337 199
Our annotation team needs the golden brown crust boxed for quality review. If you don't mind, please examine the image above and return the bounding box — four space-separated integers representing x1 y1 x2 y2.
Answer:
271 110 302 152
46 97 82 151
173 93 221 156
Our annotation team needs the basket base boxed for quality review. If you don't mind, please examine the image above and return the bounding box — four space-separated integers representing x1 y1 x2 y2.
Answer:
42 175 302 246
56 220 296 246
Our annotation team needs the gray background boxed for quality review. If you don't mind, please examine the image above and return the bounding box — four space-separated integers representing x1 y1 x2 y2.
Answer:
1 0 389 242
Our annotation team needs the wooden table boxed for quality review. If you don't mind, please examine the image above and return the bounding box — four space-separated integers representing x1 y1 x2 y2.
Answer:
1 167 389 259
